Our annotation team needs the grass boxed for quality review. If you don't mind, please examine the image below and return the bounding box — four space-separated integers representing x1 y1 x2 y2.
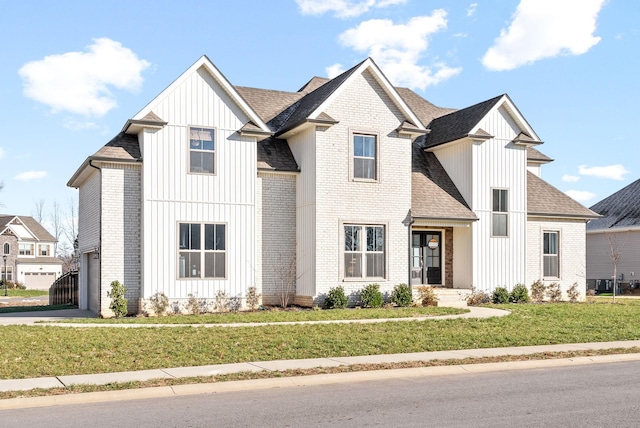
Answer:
0 301 640 380
59 306 464 324
0 304 74 314
0 289 48 298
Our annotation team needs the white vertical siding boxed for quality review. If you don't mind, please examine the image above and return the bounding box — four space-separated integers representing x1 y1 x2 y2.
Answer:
140 66 257 302
453 226 473 288
433 140 473 207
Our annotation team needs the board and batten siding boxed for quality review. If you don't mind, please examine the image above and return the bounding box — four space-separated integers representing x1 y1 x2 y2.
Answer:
528 218 587 300
139 65 257 303
432 140 473 207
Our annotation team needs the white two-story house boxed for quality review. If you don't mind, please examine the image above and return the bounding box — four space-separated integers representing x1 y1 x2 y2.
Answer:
68 56 597 316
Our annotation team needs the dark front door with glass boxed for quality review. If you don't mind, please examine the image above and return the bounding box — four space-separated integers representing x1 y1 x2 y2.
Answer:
411 232 442 285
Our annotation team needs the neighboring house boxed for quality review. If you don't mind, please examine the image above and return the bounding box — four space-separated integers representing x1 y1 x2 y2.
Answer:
68 56 598 316
0 215 62 290
586 179 640 293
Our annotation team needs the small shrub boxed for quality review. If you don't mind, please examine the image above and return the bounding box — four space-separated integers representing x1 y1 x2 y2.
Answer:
466 287 491 306
186 294 205 315
228 296 241 312
1 281 26 290
214 290 229 312
360 283 384 308
415 285 438 307
531 280 546 302
148 292 169 316
492 287 510 304
391 283 412 307
246 287 261 311
325 286 348 309
586 288 596 297
108 280 128 318
546 282 562 302
567 282 581 303
509 284 530 303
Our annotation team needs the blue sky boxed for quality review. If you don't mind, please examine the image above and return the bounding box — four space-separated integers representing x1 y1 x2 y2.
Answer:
0 0 637 240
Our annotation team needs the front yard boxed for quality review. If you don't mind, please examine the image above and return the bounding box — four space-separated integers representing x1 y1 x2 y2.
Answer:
1 299 639 380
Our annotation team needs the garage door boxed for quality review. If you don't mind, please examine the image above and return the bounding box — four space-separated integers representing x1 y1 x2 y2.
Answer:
24 272 56 290
87 253 100 314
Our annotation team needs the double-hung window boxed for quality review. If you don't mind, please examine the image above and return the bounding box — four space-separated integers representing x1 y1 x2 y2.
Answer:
189 127 215 174
492 189 508 237
353 134 376 180
1 267 12 282
344 225 385 279
178 223 226 279
3 243 8 255
19 243 34 256
543 231 559 278
39 244 50 256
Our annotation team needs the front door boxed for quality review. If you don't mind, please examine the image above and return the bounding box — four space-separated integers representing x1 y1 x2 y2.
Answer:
411 232 442 285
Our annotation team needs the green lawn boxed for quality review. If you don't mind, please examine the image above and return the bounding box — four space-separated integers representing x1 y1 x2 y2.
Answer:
0 304 73 314
61 306 464 324
1 301 639 380
2 289 48 297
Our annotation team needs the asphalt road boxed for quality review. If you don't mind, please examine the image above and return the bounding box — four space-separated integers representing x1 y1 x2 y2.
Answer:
3 361 640 427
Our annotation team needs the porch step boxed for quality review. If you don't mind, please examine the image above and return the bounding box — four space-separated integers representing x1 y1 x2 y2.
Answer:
432 288 471 308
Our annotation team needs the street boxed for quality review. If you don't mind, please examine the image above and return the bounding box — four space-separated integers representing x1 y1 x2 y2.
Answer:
3 360 640 427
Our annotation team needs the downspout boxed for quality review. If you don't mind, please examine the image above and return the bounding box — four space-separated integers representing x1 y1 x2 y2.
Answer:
89 160 102 317
408 211 415 288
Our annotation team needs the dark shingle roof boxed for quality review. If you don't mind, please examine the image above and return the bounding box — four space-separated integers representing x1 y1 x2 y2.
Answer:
527 146 553 163
257 138 299 172
424 95 504 149
396 87 455 126
587 178 640 230
94 132 141 160
411 144 477 220
527 172 599 219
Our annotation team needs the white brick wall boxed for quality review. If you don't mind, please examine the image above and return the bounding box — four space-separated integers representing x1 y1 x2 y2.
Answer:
526 217 587 300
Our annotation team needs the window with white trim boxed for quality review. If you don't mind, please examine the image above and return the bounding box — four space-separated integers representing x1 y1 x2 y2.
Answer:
543 231 559 278
39 244 51 256
1 267 12 282
3 243 9 255
492 189 508 237
189 127 215 174
19 243 34 256
353 134 376 180
344 225 385 278
178 223 226 279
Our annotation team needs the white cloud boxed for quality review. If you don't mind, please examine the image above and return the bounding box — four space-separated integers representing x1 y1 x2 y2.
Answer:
481 0 605 71
0 148 5 159
19 38 150 117
14 171 47 181
326 63 346 78
467 3 478 17
565 190 597 203
295 0 407 18
578 164 629 180
335 12 462 90
562 174 580 183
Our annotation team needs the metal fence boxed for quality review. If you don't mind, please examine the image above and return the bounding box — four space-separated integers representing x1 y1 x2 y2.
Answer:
49 270 78 306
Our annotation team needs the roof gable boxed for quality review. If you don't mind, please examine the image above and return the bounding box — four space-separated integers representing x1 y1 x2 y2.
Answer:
132 55 270 134
588 178 640 230
0 215 56 242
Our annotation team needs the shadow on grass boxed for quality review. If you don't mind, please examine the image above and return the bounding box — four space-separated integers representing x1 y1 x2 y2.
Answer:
0 304 77 314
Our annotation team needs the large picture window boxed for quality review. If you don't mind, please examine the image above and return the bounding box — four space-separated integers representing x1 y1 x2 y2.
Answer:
189 127 215 174
492 189 508 237
344 225 385 279
353 134 376 180
543 231 559 278
178 223 226 279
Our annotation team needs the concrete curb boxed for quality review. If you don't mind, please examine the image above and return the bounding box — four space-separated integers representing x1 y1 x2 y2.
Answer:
2 352 640 410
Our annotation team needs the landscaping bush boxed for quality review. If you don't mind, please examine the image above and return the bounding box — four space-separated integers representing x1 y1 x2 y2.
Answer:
509 284 530 303
148 292 169 316
186 294 206 315
214 290 229 312
415 285 438 307
360 284 384 308
1 281 26 290
567 282 580 303
531 280 546 302
108 280 128 318
492 287 510 304
546 282 562 302
466 288 491 306
246 287 261 311
324 286 348 309
391 283 412 307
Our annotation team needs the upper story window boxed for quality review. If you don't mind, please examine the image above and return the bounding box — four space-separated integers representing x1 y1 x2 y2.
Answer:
3 243 9 255
39 244 51 256
353 134 376 180
543 231 559 278
19 243 34 256
189 127 215 174
492 189 508 237
344 224 385 279
178 223 226 279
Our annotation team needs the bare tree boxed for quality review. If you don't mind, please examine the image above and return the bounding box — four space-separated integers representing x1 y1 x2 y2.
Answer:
63 196 78 251
32 199 45 223
50 201 64 255
275 250 298 308
606 232 629 303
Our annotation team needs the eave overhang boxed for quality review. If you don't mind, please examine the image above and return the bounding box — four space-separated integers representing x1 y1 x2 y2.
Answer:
67 156 142 188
